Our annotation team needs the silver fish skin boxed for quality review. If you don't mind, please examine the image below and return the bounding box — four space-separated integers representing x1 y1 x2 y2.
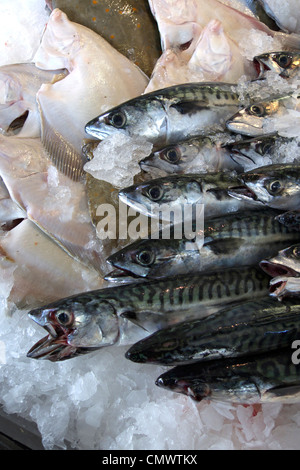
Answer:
226 92 299 137
254 51 300 79
228 163 300 210
85 82 240 149
276 210 300 232
125 297 300 365
156 347 300 404
118 171 262 219
139 134 240 177
27 265 270 361
106 209 300 280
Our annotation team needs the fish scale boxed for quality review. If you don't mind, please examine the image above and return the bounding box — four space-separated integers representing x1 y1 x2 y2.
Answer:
125 297 300 366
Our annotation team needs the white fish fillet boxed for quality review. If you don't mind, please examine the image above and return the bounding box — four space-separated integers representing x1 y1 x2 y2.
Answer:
0 219 103 309
34 8 149 180
0 135 107 275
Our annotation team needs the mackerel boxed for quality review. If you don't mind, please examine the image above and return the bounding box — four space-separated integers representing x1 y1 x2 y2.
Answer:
27 265 270 361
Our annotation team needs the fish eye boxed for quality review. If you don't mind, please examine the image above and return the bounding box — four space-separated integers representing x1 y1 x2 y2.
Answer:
147 184 164 201
276 54 292 68
249 104 265 117
55 310 73 326
108 111 126 128
163 147 181 164
136 249 155 266
267 179 283 195
292 246 300 258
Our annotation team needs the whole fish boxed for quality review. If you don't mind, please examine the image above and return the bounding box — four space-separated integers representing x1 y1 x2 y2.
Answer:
47 0 161 77
276 210 300 232
228 163 300 210
254 51 300 79
156 347 300 403
118 171 261 220
27 265 270 361
125 297 300 365
226 92 300 137
106 209 300 280
85 82 241 149
139 133 240 177
260 244 300 299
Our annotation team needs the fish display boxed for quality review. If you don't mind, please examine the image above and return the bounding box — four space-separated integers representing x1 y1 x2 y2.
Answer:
85 82 240 148
254 51 300 79
226 92 300 137
228 163 300 210
47 0 162 77
27 265 270 361
106 209 300 280
125 297 300 365
156 347 300 403
118 171 261 220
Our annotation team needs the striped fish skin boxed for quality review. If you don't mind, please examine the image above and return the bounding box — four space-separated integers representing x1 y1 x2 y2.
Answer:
106 209 300 280
156 347 300 404
27 265 270 361
125 297 300 365
118 171 261 219
85 82 240 148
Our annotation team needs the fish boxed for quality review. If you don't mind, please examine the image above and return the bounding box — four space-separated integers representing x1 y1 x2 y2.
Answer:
26 265 270 361
85 82 241 149
0 135 108 275
219 0 280 30
125 296 300 365
155 347 300 403
258 0 300 33
47 0 162 77
254 51 300 79
260 244 300 299
226 92 300 137
276 210 300 232
0 219 103 309
228 163 300 210
139 133 240 177
33 8 148 181
118 170 262 220
105 209 300 280
0 63 67 138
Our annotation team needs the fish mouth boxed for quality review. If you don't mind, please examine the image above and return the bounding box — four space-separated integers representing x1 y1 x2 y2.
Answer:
259 260 299 279
253 57 269 79
27 321 79 361
104 267 143 283
227 185 259 202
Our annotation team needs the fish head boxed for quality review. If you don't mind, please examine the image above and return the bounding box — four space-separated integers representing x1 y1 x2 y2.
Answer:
140 144 185 175
27 294 119 361
226 99 280 136
107 238 181 278
155 370 211 402
119 176 202 218
276 210 300 231
229 164 300 209
85 97 167 145
260 244 300 278
254 52 300 79
225 135 277 167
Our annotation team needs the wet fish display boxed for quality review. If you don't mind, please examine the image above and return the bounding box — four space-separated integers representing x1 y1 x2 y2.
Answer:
228 163 300 210
254 51 300 79
85 82 240 149
27 265 270 361
156 347 300 403
47 0 161 77
118 171 261 220
125 297 300 365
106 209 300 280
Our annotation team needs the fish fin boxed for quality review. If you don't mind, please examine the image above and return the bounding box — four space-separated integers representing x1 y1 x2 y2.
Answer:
205 237 245 255
169 101 208 115
39 104 85 182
